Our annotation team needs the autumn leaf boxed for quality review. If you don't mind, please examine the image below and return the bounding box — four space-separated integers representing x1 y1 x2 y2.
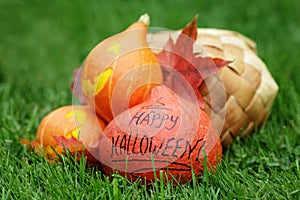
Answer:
156 15 231 108
53 136 84 152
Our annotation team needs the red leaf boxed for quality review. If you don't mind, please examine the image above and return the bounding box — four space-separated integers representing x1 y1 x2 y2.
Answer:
156 15 232 108
53 136 84 152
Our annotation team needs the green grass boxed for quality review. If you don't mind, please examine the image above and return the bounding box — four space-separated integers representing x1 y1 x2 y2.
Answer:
1 0 299 199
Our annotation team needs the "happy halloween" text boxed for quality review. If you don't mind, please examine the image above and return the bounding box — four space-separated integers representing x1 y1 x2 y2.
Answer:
110 133 206 160
129 111 179 130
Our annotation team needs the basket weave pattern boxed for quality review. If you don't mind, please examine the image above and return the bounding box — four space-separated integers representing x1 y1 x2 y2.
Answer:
147 28 278 147
197 29 278 146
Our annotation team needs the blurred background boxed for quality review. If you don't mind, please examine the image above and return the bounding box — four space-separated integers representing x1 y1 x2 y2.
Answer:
1 0 299 90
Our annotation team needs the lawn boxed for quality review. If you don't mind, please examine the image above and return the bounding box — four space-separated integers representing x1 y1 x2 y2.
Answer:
0 0 299 199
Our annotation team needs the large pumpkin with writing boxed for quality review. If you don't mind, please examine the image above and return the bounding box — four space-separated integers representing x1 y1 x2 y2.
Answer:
28 105 106 163
94 85 222 184
81 14 162 122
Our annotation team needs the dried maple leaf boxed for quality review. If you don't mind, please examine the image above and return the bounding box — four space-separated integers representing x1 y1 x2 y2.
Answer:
156 15 231 108
53 135 84 153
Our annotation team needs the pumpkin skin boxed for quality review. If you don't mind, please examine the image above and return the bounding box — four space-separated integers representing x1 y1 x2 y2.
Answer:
81 14 163 122
94 85 222 184
30 105 106 162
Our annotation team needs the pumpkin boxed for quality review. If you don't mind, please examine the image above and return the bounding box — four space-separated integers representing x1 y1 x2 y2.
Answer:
93 85 222 184
28 105 106 162
81 14 163 122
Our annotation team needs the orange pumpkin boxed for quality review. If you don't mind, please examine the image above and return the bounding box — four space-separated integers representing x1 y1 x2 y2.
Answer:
94 86 222 184
81 14 163 122
29 105 106 162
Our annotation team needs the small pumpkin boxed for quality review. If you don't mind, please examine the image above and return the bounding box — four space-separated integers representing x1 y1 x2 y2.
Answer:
81 14 163 122
94 85 222 184
28 105 106 162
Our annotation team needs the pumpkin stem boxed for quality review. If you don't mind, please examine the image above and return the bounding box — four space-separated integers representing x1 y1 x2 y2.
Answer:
138 13 150 26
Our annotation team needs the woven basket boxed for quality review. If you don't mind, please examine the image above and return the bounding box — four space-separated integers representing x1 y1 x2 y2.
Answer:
147 28 278 147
